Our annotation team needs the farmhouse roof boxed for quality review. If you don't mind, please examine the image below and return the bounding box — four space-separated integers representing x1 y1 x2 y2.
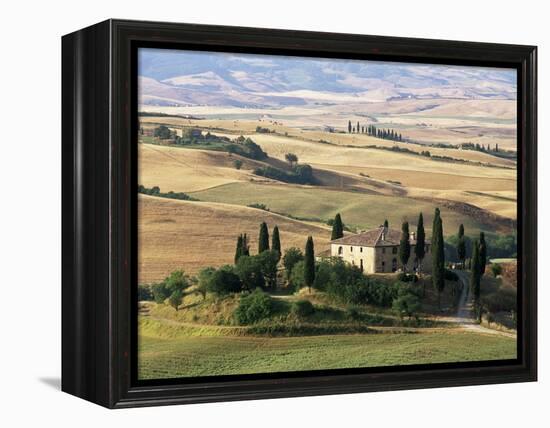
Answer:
330 226 425 247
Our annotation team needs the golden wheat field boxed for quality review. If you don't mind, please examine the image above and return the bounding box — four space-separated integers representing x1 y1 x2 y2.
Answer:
241 133 516 179
138 143 265 192
138 195 331 283
137 117 517 283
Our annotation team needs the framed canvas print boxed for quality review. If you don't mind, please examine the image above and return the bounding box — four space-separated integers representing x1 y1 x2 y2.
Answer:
62 19 537 408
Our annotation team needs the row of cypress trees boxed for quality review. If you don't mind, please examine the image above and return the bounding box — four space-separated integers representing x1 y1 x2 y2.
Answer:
347 120 403 142
239 212 487 313
236 223 282 263
398 213 427 273
234 222 316 291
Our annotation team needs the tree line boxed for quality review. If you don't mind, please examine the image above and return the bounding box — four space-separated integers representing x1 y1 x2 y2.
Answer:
347 120 403 142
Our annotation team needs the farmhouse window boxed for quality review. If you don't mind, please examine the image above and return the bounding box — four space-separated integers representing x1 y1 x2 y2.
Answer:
338 246 343 255
392 247 398 254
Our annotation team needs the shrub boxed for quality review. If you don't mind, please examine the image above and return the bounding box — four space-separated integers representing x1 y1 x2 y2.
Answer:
481 286 516 313
168 289 184 311
392 286 421 320
491 263 503 278
196 267 216 299
153 125 172 139
283 247 304 280
225 137 267 160
233 159 243 170
151 270 193 309
289 260 306 290
138 284 153 301
323 258 373 305
247 203 269 211
151 282 170 304
234 290 274 324
293 164 314 183
397 272 418 283
138 185 195 201
242 138 268 159
253 164 315 185
363 281 400 307
257 250 280 289
313 260 332 291
235 255 265 291
207 266 243 295
164 270 192 293
291 300 315 317
347 306 361 320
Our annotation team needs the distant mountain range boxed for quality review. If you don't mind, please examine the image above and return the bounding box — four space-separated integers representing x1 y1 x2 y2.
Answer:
138 48 517 108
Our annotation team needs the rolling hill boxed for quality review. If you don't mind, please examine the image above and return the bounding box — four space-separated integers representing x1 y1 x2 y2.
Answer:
138 195 331 283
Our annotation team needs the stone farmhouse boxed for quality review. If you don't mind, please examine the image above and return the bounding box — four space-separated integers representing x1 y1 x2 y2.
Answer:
329 225 432 274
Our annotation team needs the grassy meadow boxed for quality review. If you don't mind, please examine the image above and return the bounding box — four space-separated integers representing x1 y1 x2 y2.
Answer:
139 318 516 379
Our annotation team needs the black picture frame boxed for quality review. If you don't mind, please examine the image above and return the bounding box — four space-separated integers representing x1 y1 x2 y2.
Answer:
62 19 537 408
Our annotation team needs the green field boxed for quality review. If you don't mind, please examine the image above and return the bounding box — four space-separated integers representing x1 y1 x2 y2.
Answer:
190 182 492 235
138 318 516 379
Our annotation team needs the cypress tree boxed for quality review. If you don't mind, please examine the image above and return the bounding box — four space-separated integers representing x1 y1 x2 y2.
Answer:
272 226 281 260
383 219 389 229
399 222 411 271
457 224 466 267
242 233 250 256
470 239 482 322
431 208 445 309
258 222 269 253
479 232 487 275
348 120 352 133
415 213 426 274
304 236 315 292
357 121 360 134
331 213 344 240
234 234 244 264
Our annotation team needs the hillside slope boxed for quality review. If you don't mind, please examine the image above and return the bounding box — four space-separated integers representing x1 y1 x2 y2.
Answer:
138 195 331 283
